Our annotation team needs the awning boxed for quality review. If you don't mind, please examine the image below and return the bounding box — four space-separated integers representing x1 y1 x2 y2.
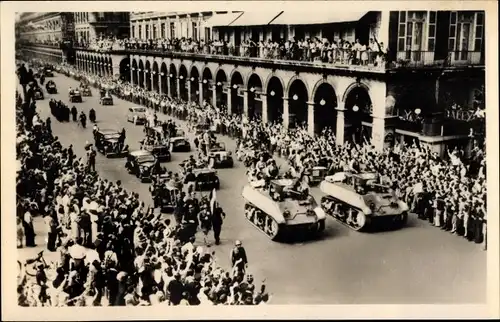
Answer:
270 11 368 25
229 11 284 26
205 12 244 27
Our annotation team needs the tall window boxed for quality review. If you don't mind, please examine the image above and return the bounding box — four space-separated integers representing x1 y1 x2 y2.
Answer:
161 23 165 38
474 12 484 51
450 11 475 60
153 25 157 39
192 22 198 41
397 11 426 60
131 25 135 38
145 25 149 39
170 22 175 39
427 11 436 52
138 25 142 39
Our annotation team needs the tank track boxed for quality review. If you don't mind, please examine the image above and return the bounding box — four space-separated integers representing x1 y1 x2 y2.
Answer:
320 196 407 231
244 203 280 240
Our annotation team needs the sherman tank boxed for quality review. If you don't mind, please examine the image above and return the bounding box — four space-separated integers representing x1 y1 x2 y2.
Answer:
242 178 326 241
319 172 409 231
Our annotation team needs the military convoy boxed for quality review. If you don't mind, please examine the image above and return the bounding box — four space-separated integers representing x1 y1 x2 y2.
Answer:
319 172 409 231
242 178 326 241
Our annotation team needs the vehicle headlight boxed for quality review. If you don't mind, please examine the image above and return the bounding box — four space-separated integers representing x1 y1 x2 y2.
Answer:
283 210 291 218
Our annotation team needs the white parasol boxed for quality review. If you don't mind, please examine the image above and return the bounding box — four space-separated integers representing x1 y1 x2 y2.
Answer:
68 244 87 260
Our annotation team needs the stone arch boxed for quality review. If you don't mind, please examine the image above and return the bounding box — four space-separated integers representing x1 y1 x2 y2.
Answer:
215 68 227 83
287 77 309 128
152 61 159 93
119 57 130 82
311 79 339 103
138 60 145 88
169 63 178 98
131 58 138 85
160 62 168 94
178 64 188 100
342 81 373 145
341 81 372 103
189 63 200 80
285 74 310 100
229 68 246 88
247 73 264 120
266 76 285 123
245 72 263 89
312 81 338 134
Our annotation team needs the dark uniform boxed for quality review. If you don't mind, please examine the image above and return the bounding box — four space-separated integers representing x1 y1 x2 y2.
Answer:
231 244 248 275
211 206 225 245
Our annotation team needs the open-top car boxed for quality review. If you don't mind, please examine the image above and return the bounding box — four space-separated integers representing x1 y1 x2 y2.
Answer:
127 106 147 125
207 142 233 168
43 67 54 77
99 92 114 105
45 80 57 94
69 89 82 103
193 168 220 191
143 144 171 162
80 84 92 96
169 129 191 152
125 150 165 182
94 128 127 158
33 86 44 100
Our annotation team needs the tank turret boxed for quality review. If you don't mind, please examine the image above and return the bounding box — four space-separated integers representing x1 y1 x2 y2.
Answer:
319 172 409 231
242 178 326 241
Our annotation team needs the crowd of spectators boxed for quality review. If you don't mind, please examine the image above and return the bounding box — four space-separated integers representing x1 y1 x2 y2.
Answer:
16 60 271 306
53 60 488 251
75 36 388 68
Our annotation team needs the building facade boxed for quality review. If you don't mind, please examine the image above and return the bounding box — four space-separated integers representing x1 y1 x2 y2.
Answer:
17 12 74 44
74 12 130 44
129 11 242 41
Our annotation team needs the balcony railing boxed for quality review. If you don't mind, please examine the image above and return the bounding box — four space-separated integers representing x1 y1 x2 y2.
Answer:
392 50 484 68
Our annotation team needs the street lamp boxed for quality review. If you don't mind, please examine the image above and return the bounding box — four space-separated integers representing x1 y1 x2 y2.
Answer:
203 79 207 84
250 87 255 92
352 105 359 112
292 94 298 101
217 82 222 86
233 84 238 89
190 77 195 82
270 90 275 96
179 75 184 80
160 72 164 76
320 99 326 106
169 73 173 78
415 108 421 115
195 90 199 95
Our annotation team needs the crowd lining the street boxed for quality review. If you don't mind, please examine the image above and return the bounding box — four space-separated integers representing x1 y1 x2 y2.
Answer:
16 60 271 306
16 57 488 305
52 61 487 246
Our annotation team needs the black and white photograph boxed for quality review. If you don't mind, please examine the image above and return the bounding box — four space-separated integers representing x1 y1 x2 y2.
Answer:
1 1 498 320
